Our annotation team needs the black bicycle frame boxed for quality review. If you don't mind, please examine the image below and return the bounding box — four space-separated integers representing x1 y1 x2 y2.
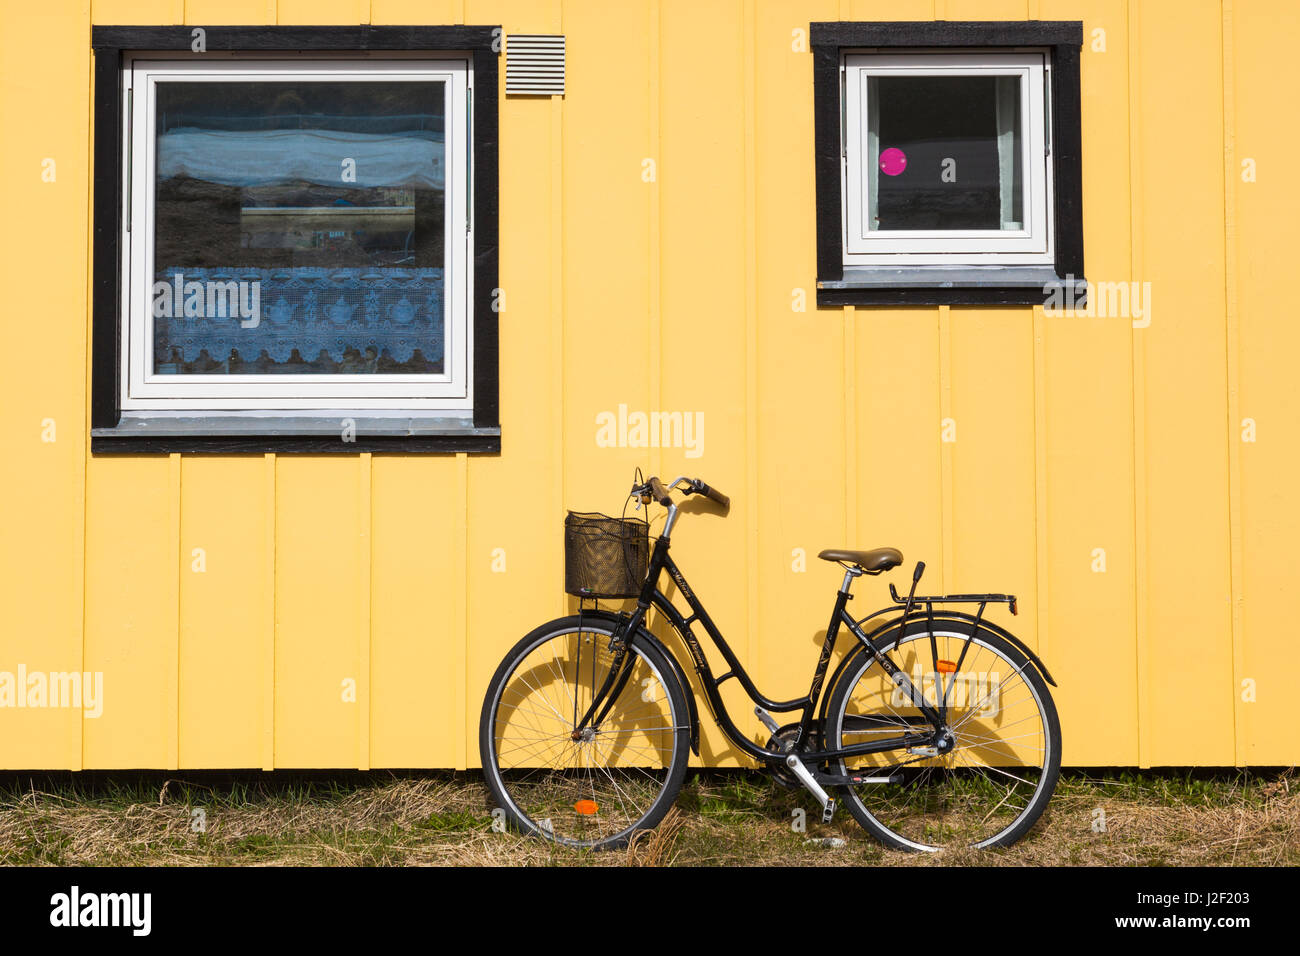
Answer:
577 534 946 766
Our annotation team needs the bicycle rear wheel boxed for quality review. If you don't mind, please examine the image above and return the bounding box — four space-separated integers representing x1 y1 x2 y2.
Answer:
826 620 1061 851
479 615 690 850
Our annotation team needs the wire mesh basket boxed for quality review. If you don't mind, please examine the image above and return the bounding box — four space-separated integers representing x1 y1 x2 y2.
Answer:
564 511 650 599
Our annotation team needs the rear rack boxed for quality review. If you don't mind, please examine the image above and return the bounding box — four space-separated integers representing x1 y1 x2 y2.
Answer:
883 563 1020 721
888 583 1018 617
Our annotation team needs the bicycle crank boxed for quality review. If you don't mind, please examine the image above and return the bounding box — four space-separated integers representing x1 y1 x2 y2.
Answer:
784 754 836 823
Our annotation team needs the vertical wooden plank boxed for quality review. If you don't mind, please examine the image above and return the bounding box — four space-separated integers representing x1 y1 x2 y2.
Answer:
1127 0 1151 769
82 0 177 775
263 454 276 770
83 461 174 767
357 453 372 770
1134 0 1233 766
938 306 954 594
1032 0 1140 767
165 454 181 770
454 452 468 770
1220 0 1244 767
179 461 271 769
0 0 90 769
368 457 462 768
273 458 361 767
1230 0 1300 766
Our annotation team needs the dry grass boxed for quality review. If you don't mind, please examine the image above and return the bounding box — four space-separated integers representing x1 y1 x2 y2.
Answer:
0 769 1293 867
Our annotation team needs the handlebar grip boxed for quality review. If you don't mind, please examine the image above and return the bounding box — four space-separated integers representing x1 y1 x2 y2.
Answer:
695 481 730 510
647 476 673 508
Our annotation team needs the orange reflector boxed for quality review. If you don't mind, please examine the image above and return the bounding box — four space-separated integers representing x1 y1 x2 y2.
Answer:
935 660 957 674
574 800 599 815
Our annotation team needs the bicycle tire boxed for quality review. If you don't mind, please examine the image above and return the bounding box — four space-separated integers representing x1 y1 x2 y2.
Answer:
826 618 1061 851
479 615 691 850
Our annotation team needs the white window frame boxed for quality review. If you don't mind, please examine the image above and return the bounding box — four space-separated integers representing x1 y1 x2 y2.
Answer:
120 53 472 411
842 50 1052 267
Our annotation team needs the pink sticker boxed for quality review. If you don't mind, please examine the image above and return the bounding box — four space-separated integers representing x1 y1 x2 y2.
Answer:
879 147 907 176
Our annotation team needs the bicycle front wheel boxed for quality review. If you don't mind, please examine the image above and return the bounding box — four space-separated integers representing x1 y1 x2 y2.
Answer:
826 620 1061 851
479 615 691 850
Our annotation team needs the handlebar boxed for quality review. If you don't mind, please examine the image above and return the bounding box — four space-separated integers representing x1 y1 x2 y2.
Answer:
633 475 730 512
691 480 730 510
646 476 673 508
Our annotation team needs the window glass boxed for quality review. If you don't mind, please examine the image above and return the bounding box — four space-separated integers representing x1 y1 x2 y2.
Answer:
865 75 1023 232
151 80 447 377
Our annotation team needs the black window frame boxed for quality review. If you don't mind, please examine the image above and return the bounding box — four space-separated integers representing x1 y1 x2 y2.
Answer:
90 25 501 454
812 20 1085 307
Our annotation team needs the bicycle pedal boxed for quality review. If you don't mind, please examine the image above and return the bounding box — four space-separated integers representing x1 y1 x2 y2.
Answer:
822 799 836 824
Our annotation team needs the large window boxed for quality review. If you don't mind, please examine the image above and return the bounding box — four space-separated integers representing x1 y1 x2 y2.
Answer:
91 27 499 452
812 21 1084 306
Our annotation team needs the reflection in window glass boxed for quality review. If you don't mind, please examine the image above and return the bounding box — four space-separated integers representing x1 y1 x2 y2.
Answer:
151 81 446 376
866 75 1022 232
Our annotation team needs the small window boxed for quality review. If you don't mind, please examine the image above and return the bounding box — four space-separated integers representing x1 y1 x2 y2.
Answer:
811 21 1085 307
843 52 1050 265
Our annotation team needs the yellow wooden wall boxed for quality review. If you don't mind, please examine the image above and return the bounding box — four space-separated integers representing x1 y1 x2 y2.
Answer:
0 0 1295 769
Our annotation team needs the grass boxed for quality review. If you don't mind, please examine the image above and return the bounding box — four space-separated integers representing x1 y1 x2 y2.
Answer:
0 768 1293 867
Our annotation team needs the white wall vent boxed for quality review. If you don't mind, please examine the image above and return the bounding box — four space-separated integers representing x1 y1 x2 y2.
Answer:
506 34 566 96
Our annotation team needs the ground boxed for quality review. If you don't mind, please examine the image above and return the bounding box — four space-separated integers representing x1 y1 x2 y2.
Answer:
0 769 1293 867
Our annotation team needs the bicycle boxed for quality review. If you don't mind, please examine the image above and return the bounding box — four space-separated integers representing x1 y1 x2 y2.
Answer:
479 473 1061 852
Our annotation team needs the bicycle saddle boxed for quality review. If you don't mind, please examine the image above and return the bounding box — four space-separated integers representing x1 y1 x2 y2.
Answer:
817 548 903 573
